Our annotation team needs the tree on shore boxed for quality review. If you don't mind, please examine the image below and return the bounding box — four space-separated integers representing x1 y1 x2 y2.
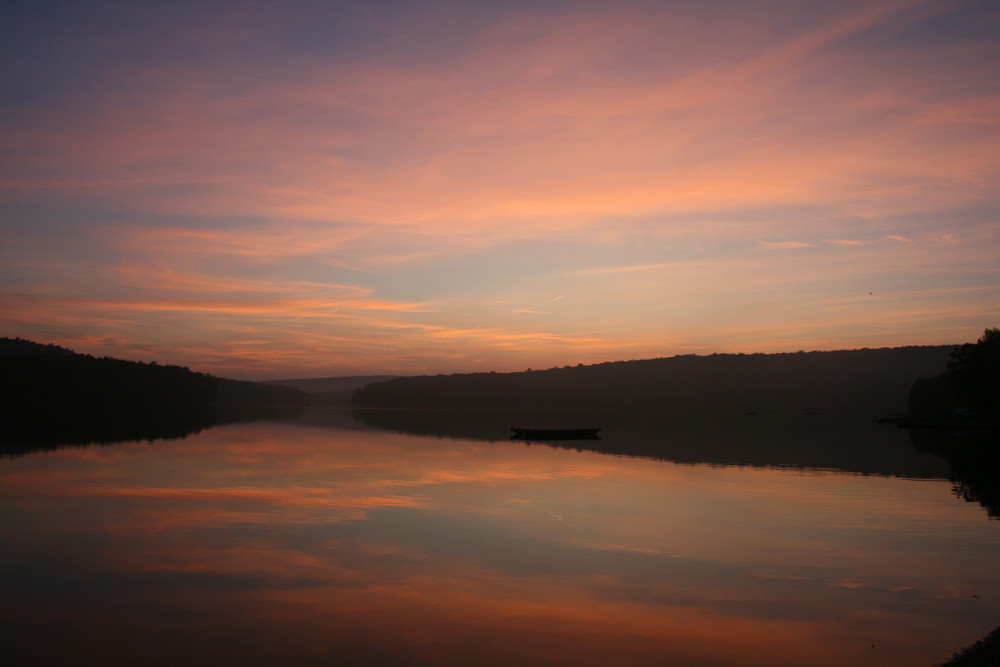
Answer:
948 328 1000 414
908 328 1000 418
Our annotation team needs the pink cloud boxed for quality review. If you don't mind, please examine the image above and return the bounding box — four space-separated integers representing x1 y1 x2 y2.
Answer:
2 1 998 376
759 241 814 250
4 1 996 233
823 239 867 247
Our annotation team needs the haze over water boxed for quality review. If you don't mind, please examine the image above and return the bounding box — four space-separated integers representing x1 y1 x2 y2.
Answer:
2 411 997 666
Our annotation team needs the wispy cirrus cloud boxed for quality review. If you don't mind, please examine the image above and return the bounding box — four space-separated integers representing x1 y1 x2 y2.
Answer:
758 241 814 250
5 1 996 231
823 239 868 247
565 262 689 277
2 0 998 375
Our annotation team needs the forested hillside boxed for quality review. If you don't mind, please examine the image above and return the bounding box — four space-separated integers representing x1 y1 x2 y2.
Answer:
0 337 307 415
0 337 310 451
354 346 955 415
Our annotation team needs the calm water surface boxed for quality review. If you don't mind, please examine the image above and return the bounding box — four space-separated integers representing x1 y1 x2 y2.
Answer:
1 411 997 666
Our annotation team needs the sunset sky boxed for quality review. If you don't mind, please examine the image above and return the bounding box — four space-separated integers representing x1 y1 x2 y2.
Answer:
2 0 998 379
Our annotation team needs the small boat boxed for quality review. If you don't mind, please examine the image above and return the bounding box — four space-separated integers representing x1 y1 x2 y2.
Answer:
511 427 601 440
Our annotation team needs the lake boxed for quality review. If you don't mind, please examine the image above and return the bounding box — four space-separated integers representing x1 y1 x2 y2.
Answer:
1 409 997 666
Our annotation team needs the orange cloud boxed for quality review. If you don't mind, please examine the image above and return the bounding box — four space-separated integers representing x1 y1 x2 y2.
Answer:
823 239 867 247
758 241 814 249
2 1 998 375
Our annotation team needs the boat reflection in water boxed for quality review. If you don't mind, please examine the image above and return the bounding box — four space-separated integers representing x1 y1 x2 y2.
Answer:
0 407 997 666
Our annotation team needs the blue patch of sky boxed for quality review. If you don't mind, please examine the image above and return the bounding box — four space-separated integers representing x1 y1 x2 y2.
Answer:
891 1 1000 47
2 2 210 99
832 1 1000 55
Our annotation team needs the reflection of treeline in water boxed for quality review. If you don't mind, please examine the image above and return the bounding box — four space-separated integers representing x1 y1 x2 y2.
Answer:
352 407 952 480
354 346 954 415
909 428 1000 519
0 337 308 452
0 404 219 457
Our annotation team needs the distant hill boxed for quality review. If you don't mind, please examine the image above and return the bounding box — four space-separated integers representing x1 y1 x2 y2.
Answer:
268 375 401 406
353 346 956 415
268 375 400 393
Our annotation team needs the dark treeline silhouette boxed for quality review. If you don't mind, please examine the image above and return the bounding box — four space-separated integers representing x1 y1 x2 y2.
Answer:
937 624 1000 667
897 333 1000 518
0 337 308 454
1 337 216 408
908 328 1000 423
354 346 954 415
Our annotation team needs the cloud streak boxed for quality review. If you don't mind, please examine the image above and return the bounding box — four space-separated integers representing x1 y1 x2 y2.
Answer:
1 0 998 376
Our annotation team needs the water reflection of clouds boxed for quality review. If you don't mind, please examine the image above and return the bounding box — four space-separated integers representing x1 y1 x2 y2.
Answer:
1 421 998 665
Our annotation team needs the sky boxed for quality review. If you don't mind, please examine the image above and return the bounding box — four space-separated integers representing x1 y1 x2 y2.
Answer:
1 0 998 380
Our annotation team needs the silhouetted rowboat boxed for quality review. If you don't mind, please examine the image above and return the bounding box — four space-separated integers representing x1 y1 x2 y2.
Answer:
511 427 601 440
